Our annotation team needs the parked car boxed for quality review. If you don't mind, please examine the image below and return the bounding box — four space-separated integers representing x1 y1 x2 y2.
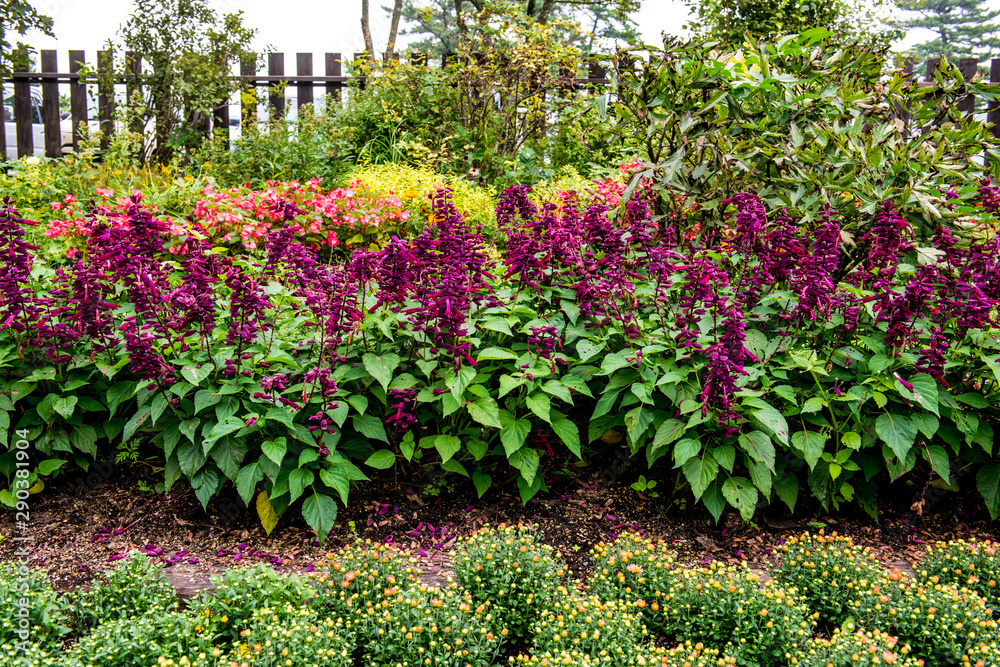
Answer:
3 86 76 160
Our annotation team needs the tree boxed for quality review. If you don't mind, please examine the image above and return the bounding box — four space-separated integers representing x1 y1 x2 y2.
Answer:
361 0 405 62
897 0 1000 65
0 0 54 78
389 0 639 56
683 0 898 47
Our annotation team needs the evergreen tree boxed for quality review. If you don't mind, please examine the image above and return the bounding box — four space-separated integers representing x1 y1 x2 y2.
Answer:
897 0 1000 64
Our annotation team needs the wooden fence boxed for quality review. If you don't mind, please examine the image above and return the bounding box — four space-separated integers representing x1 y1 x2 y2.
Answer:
1 50 998 160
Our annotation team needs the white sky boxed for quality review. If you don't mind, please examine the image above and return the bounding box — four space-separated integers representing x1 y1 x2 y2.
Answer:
16 0 1000 70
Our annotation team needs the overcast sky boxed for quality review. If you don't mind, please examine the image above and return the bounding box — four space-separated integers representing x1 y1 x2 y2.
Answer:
18 0 955 70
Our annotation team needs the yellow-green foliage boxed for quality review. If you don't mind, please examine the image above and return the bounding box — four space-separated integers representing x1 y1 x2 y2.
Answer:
347 163 495 231
528 166 595 206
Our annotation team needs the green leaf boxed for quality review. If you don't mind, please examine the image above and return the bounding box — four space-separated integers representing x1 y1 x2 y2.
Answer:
542 380 574 405
320 467 350 505
123 409 152 443
702 482 726 523
194 390 222 415
353 414 388 442
472 471 492 498
599 351 631 376
977 464 1000 520
752 407 789 444
576 339 600 362
790 430 826 471
288 469 314 503
517 470 544 504
775 473 799 513
748 459 773 498
362 352 400 392
467 439 489 460
236 462 264 505
738 430 775 471
682 451 718 499
481 317 512 336
722 476 758 521
526 392 551 423
36 459 67 476
476 347 517 361
365 450 396 469
911 413 939 440
923 444 950 481
673 438 701 468
625 405 654 446
69 425 97 457
648 419 685 466
875 412 918 462
510 447 540 486
894 373 939 416
467 399 502 428
302 492 338 544
346 394 368 415
551 418 581 458
500 412 532 457
52 396 78 420
447 366 477 402
265 407 294 429
177 442 206 477
256 491 279 535
433 435 461 463
180 364 212 386
842 431 862 450
191 467 220 509
210 435 248 481
262 438 287 466
800 397 825 414
591 389 620 420
36 393 57 424
106 381 137 418
203 416 246 453
714 444 736 473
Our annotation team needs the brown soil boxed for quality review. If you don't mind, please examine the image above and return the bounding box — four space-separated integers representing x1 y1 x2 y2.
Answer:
1 443 996 598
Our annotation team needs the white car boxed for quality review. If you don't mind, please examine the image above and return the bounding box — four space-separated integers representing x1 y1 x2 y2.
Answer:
3 87 76 160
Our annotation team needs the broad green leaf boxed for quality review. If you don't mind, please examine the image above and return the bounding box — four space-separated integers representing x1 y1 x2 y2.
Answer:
70 425 98 457
476 347 518 361
923 444 950 481
526 392 551 423
775 473 799 513
911 413 939 440
365 450 396 469
467 399 502 428
467 439 489 460
236 461 264 505
194 390 222 415
682 451 718 499
713 444 736 473
591 389 620 420
510 447 540 486
625 405 654 445
320 467 350 505
302 492 338 544
551 418 581 458
500 412 532 457
203 416 245 453
576 339 600 362
363 352 400 392
433 435 461 463
752 407 789 444
722 476 758 521
36 459 67 476
542 380 574 405
738 430 775 471
790 430 826 471
262 438 287 466
288 469 314 503
702 482 726 523
472 471 492 497
52 396 78 420
353 414 388 442
673 438 701 467
748 459 773 498
648 419 685 466
875 412 918 462
894 373 939 416
181 364 212 386
977 464 1000 520
123 409 152 443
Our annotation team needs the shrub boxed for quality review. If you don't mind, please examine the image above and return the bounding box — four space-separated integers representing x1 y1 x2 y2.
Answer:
523 594 651 667
360 582 505 667
225 604 356 667
916 540 1000 610
452 525 567 641
307 540 421 621
69 554 176 631
186 563 313 641
65 610 217 667
790 623 923 667
0 562 69 648
666 563 815 666
772 532 884 627
586 532 681 633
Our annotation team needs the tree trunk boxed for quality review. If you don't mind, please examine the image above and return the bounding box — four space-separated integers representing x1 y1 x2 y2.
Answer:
361 0 376 64
455 0 468 37
385 0 404 61
537 0 557 23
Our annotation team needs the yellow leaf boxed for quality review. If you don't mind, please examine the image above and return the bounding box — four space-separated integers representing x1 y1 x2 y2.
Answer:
28 480 44 494
256 490 278 535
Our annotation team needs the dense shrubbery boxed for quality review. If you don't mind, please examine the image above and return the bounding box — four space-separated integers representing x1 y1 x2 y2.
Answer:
2 165 1000 538
4 533 1000 667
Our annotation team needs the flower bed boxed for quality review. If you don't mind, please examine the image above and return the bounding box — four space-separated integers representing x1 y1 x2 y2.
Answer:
1 176 1000 541
3 531 998 667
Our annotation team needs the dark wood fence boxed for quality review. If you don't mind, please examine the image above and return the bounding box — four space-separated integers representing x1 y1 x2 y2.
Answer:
1 50 997 160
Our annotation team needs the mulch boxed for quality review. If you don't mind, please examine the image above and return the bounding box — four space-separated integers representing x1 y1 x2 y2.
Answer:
1 444 996 598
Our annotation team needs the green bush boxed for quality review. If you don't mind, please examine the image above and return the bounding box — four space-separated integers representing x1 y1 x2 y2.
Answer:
452 525 567 641
791 623 923 667
666 563 815 665
523 594 651 667
307 540 421 621
65 610 217 667
586 532 681 633
186 563 313 641
772 532 884 627
224 604 355 667
360 582 505 667
0 561 69 648
69 554 176 631
515 641 738 667
916 539 1000 610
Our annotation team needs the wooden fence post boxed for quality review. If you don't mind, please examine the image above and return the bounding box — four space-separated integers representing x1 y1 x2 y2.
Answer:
325 53 341 106
955 58 978 119
297 52 313 111
41 50 60 157
125 52 142 134
268 52 285 120
13 55 33 158
241 54 257 131
989 59 1000 141
69 50 87 151
98 50 114 150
